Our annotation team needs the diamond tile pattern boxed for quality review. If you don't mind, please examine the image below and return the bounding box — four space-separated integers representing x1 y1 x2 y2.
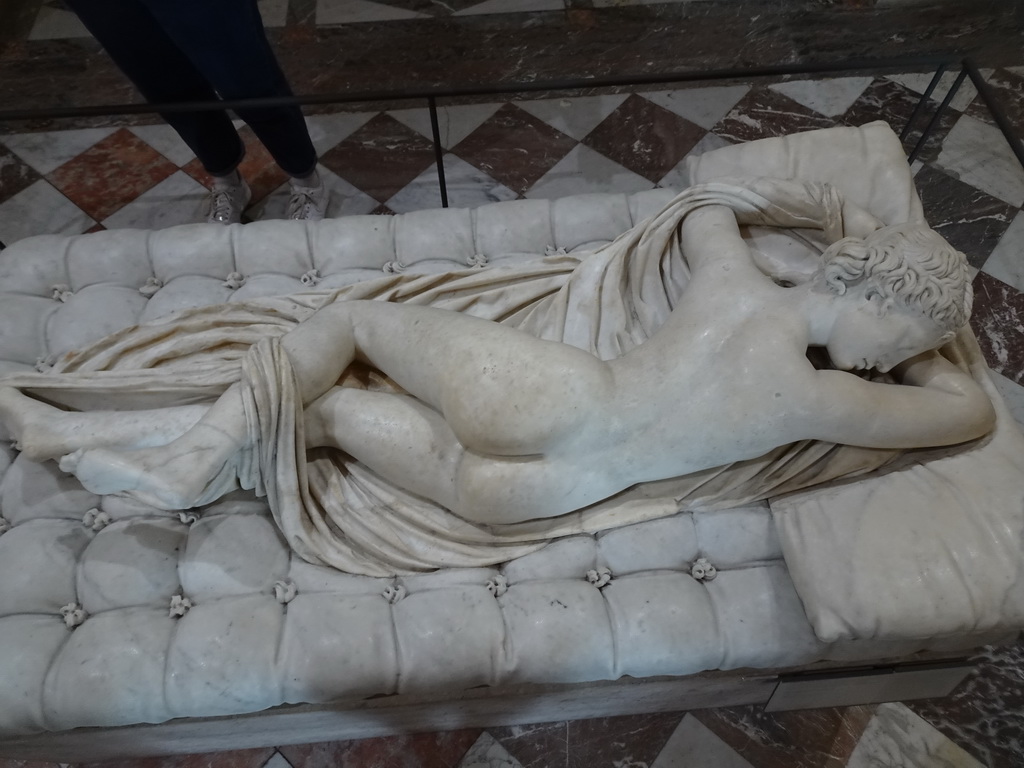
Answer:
320 112 438 203
581 93 706 183
1 59 1024 767
46 127 177 221
450 103 578 194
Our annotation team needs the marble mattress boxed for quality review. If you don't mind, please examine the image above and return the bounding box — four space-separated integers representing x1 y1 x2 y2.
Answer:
0 124 1022 738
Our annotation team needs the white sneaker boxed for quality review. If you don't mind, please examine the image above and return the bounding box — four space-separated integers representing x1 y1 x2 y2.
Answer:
287 177 328 221
204 178 251 225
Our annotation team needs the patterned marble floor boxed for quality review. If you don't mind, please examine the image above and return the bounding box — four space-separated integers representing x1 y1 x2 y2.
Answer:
1 4 1024 768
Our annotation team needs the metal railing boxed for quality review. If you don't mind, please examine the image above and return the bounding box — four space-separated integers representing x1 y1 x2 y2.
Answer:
0 53 1021 249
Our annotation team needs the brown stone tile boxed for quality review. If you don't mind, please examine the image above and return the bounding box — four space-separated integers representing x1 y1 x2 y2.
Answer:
69 746 276 768
915 163 1019 269
490 712 683 768
842 77 959 164
319 112 437 204
906 640 1024 768
451 103 578 195
969 270 1024 384
693 704 876 768
582 93 706 183
277 728 481 768
713 87 836 144
183 125 289 206
45 127 176 221
0 141 40 204
965 68 1024 135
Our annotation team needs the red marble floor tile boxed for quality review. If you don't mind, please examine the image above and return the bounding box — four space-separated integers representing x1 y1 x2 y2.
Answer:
906 634 1024 768
0 758 62 768
183 126 290 207
83 222 105 234
693 704 877 768
489 712 684 768
914 163 1018 269
582 93 706 183
969 270 1024 384
277 728 482 768
319 113 437 204
841 77 960 164
46 127 177 221
965 68 1024 134
0 142 41 205
451 103 578 195
69 746 276 768
713 87 836 145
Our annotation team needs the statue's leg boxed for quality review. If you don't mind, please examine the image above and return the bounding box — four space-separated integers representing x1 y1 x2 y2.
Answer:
0 387 205 461
59 298 604 509
304 387 462 510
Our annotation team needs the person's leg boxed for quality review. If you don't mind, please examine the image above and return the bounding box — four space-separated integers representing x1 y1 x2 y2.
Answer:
139 0 318 179
0 387 206 461
64 0 244 176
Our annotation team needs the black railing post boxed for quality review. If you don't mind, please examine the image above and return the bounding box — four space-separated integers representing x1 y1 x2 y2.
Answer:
899 62 948 142
428 96 449 208
907 66 966 165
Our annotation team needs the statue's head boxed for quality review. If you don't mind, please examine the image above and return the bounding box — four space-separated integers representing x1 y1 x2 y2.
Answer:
814 224 972 372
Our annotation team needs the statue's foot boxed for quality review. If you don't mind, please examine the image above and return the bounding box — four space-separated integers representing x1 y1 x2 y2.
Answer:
60 441 227 510
0 387 71 461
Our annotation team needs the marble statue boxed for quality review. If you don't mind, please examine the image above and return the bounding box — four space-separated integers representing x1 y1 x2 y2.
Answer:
0 178 994 575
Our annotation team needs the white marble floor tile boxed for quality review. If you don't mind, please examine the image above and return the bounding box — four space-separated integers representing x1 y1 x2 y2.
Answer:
651 714 754 768
386 154 517 213
128 124 197 167
456 0 564 14
250 164 378 220
935 115 1024 207
642 85 751 130
847 702 985 768
257 0 289 27
101 171 209 231
769 76 874 117
514 94 630 141
525 144 652 200
0 128 116 175
659 132 732 189
981 209 1024 291
886 70 986 114
28 7 92 40
316 0 428 24
305 112 375 155
457 732 524 768
389 103 502 149
0 180 94 245
990 370 1024 430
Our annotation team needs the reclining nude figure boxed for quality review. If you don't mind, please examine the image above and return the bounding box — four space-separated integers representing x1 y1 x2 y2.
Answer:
0 181 995 530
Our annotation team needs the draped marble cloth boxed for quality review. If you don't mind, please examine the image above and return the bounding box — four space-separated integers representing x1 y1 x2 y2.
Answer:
3 182 971 576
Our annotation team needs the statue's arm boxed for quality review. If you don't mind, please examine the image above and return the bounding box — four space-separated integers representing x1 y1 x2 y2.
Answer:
719 177 885 239
805 354 996 449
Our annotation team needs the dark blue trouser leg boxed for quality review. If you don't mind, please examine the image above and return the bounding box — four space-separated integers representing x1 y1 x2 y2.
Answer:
66 0 317 177
65 0 245 175
140 0 318 177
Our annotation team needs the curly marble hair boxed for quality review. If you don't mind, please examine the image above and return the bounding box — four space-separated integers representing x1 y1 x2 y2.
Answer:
817 223 973 334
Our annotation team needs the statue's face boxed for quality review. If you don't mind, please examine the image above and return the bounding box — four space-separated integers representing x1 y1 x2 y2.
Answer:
827 291 950 373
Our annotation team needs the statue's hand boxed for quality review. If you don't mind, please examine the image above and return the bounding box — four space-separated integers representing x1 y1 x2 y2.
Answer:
841 198 885 239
